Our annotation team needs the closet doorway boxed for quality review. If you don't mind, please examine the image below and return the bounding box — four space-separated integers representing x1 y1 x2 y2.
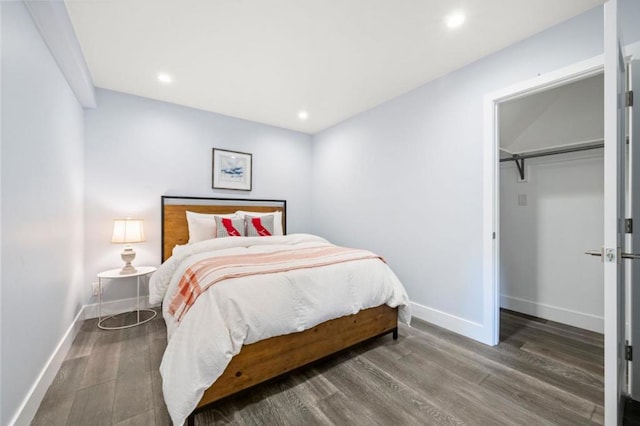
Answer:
497 73 605 368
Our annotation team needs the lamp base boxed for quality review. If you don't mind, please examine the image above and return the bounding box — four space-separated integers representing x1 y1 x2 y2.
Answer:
119 265 138 275
120 246 138 275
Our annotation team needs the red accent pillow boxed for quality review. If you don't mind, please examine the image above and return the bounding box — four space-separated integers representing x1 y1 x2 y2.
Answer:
246 215 274 237
214 216 245 237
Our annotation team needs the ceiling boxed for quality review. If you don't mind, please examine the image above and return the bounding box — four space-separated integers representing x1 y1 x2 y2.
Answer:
499 73 604 155
65 0 605 134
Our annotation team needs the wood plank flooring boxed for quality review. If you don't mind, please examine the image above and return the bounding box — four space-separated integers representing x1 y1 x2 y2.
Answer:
32 309 610 425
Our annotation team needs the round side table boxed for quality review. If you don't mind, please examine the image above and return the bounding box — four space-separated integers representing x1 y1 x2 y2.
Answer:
97 266 157 330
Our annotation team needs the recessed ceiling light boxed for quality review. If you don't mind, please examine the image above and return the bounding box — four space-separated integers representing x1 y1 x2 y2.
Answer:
157 73 173 84
445 13 465 29
298 110 309 120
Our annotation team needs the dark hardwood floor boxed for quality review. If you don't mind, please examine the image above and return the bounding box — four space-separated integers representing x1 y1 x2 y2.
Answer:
32 308 611 425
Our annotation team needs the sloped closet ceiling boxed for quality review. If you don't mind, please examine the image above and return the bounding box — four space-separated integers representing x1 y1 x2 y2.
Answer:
499 74 604 154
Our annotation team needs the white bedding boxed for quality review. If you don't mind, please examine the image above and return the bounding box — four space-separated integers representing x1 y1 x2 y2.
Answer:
150 233 411 425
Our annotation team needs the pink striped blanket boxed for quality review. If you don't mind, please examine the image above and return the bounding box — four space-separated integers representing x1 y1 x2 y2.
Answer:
168 245 383 322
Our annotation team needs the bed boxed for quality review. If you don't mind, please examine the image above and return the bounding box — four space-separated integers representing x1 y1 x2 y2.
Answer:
151 196 410 425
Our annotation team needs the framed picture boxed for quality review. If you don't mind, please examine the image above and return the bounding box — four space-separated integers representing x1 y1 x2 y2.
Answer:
212 148 253 191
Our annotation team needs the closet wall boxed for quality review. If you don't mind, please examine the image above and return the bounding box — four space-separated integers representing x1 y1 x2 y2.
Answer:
499 75 604 332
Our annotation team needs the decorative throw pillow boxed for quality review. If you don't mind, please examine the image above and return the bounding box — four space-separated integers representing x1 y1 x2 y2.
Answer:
215 216 245 237
235 210 284 235
245 215 274 237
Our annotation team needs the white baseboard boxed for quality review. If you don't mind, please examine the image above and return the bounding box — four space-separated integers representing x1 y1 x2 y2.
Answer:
11 307 85 426
83 296 160 319
500 294 603 333
410 301 489 344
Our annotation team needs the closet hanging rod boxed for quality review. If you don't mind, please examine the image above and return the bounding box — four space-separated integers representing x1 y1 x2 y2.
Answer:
500 141 604 180
499 141 604 163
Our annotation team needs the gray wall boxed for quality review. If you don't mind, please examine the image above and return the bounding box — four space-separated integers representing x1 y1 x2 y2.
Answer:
83 89 313 303
1 2 85 424
311 3 640 330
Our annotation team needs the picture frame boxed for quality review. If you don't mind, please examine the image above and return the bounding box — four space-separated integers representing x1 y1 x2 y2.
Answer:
212 148 253 191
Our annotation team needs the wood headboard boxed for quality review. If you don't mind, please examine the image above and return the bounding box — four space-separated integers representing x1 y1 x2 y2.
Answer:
161 196 287 262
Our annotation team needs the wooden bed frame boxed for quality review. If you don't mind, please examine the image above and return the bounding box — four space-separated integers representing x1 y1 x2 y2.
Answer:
160 196 399 424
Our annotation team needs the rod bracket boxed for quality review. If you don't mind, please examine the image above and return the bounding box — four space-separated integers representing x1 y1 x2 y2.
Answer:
514 157 525 180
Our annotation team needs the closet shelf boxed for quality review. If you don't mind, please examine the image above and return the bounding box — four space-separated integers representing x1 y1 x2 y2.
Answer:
500 141 604 180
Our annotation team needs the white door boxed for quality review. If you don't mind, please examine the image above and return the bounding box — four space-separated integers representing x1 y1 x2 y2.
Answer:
603 0 627 423
629 59 640 400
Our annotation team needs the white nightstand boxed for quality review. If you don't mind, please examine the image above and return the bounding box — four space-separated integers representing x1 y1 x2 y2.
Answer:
97 266 157 330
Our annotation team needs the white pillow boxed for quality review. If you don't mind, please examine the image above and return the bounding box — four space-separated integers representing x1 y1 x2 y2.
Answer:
235 210 284 235
185 211 237 243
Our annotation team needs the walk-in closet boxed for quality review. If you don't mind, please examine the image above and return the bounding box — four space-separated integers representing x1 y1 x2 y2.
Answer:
499 73 605 335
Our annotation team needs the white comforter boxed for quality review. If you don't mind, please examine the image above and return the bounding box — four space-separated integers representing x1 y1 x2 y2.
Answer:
149 234 411 425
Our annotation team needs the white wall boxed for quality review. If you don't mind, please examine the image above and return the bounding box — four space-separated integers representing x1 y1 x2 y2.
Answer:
311 3 640 340
1 2 85 424
83 89 313 305
500 152 604 332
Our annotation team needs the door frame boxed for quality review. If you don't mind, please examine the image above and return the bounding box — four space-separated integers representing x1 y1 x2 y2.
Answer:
482 55 605 346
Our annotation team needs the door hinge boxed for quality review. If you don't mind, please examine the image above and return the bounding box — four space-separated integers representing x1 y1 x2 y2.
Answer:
626 218 633 234
627 90 634 107
493 232 496 240
626 343 633 361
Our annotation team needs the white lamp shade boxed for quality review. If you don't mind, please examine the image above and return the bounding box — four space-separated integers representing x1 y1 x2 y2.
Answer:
111 219 145 244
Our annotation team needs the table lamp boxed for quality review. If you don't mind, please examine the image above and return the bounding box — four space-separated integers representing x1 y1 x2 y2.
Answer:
111 218 145 274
